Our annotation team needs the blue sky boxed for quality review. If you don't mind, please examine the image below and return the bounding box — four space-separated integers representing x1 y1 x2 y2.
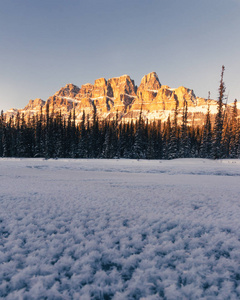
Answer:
0 0 240 112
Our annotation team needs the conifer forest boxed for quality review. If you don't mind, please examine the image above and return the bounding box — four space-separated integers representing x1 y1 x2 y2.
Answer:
1 67 239 160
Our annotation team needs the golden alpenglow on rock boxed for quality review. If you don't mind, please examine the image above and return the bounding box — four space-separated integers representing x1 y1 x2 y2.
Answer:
4 72 238 125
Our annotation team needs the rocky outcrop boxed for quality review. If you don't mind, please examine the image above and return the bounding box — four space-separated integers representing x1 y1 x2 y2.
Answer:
139 72 161 91
24 98 45 111
106 75 137 112
150 87 177 111
54 83 80 98
77 83 94 99
90 78 113 114
131 72 162 111
4 72 238 125
92 78 107 98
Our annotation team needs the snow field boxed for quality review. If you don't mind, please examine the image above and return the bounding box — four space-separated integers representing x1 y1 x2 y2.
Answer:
1 158 240 299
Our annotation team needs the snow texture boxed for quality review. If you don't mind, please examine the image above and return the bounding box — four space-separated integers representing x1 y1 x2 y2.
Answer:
1 158 240 299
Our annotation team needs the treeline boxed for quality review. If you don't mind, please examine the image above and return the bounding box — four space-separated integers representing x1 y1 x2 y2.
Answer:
0 66 239 160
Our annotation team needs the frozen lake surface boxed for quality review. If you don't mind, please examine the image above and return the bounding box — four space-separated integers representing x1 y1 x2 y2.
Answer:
1 158 240 299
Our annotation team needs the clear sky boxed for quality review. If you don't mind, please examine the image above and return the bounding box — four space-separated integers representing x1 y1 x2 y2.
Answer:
0 0 240 112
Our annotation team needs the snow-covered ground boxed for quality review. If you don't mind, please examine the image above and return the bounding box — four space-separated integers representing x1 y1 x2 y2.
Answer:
1 158 240 299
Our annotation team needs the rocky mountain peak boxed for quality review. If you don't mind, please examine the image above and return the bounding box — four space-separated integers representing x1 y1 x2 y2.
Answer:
107 75 136 98
4 72 236 126
138 72 161 92
94 78 107 86
135 72 162 106
92 78 108 98
173 86 197 106
77 83 94 99
54 83 80 98
24 98 45 110
104 75 137 110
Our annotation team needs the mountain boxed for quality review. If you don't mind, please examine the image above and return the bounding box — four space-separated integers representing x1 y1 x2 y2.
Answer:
4 72 238 125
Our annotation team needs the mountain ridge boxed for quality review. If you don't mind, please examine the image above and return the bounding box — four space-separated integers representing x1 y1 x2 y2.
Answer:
4 72 238 125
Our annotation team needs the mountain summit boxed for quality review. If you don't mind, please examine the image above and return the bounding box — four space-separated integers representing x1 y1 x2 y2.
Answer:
4 72 236 125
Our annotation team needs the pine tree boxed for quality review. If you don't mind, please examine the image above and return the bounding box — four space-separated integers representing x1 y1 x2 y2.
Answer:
122 122 133 158
12 112 21 157
212 66 226 159
236 120 240 158
0 111 4 157
25 116 34 157
162 116 171 159
146 121 154 159
179 100 190 157
89 106 100 158
78 111 88 158
133 109 145 159
156 121 163 159
44 103 50 158
34 107 44 157
70 105 78 158
221 113 231 158
116 122 125 158
229 99 238 157
17 113 28 157
190 126 201 158
2 117 12 157
102 123 112 158
200 94 212 158
53 110 64 158
66 111 73 157
168 100 179 159
110 116 119 158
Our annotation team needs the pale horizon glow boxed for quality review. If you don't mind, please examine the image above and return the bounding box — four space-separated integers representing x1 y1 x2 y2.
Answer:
0 0 240 112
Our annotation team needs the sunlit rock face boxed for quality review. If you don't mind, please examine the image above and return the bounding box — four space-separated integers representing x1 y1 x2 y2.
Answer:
23 98 46 111
131 72 162 111
106 75 137 113
54 83 80 98
4 72 237 125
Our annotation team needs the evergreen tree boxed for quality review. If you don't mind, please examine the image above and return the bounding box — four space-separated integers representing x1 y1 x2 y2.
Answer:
34 107 44 157
78 111 88 158
156 121 163 159
200 95 212 158
168 100 179 159
229 99 238 157
53 110 64 158
89 107 100 158
237 120 240 158
70 105 78 158
162 116 171 159
44 103 51 158
2 117 12 157
133 110 145 159
212 66 226 159
179 100 190 157
190 126 201 158
122 122 134 158
146 121 154 159
116 122 125 158
17 113 28 157
221 113 231 158
0 111 4 157
102 123 112 158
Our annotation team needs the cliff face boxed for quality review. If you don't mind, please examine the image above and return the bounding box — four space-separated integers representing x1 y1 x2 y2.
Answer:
4 72 235 125
23 98 45 111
